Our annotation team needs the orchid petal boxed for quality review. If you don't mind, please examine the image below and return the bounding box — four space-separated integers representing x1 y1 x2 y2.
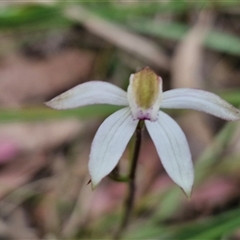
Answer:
89 107 138 187
46 81 128 109
145 111 194 196
162 88 240 121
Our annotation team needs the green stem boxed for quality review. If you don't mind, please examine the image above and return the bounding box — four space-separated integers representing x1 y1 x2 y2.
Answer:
109 165 129 182
114 120 144 240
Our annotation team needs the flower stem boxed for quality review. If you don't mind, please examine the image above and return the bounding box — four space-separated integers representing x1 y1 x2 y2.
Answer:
109 165 129 182
114 120 144 240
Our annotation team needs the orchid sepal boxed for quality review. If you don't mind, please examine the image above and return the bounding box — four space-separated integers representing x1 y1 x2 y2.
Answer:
162 88 240 121
45 81 128 110
145 111 194 196
89 107 138 188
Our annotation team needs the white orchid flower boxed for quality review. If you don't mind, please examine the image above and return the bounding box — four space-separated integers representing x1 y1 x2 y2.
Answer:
46 67 240 196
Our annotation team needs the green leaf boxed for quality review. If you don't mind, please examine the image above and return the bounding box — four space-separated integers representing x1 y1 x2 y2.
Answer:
218 90 240 107
0 5 69 30
130 20 240 56
195 120 238 182
204 31 240 55
124 222 167 239
82 0 240 23
169 208 240 240
0 105 121 123
126 207 240 239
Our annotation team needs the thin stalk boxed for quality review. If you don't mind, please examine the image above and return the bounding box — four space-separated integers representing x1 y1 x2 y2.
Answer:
109 165 129 182
114 120 144 240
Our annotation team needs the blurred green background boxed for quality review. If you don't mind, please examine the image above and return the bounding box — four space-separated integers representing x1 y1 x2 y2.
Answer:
0 1 240 239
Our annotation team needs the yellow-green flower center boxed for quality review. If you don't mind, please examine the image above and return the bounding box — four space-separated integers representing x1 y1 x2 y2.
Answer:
132 67 159 109
127 67 162 121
